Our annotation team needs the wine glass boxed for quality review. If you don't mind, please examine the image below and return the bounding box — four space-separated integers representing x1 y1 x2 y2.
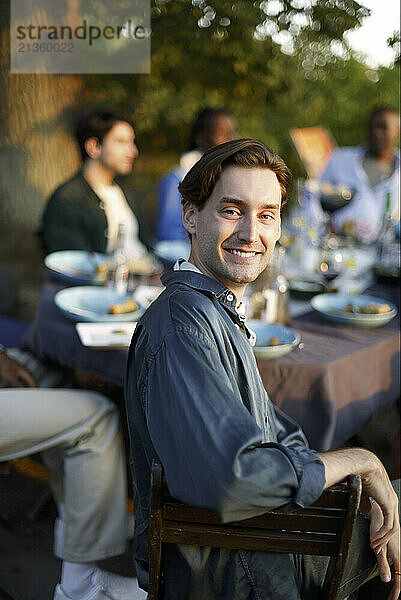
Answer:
319 247 343 291
319 185 354 239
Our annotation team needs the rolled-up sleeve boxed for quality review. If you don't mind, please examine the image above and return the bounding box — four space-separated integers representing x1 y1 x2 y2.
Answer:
146 326 325 523
269 404 326 510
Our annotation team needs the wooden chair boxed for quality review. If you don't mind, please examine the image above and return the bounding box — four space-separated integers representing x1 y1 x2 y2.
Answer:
149 460 362 600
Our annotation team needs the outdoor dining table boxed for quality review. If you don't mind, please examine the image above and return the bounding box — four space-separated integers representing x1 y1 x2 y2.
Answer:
21 277 400 452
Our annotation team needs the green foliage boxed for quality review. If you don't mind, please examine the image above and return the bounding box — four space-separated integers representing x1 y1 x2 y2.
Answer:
85 0 399 202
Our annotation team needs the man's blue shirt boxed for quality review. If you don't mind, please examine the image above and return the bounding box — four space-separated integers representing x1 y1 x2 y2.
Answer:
125 268 325 599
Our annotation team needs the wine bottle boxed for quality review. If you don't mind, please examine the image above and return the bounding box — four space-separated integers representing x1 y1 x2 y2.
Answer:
112 224 129 294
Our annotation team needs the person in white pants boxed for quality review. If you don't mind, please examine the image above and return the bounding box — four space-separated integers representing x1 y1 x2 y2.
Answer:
0 346 146 600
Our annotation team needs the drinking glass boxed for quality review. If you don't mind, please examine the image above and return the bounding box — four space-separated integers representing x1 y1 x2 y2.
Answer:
319 247 343 290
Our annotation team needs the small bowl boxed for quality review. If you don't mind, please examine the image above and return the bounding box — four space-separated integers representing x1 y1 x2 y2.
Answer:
246 320 301 360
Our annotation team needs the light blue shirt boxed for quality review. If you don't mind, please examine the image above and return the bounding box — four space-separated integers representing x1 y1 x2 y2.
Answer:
318 146 400 242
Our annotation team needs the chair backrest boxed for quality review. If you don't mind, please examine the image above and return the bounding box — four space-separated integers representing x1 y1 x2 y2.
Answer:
148 460 362 600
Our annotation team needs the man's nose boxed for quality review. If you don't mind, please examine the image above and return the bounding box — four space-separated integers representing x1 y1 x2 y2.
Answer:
237 216 258 242
130 143 139 159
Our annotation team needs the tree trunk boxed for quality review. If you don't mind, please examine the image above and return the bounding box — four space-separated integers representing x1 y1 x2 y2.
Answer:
0 1 86 318
0 1 85 256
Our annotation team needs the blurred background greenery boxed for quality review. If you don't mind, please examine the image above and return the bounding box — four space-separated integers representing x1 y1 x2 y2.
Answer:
0 0 399 318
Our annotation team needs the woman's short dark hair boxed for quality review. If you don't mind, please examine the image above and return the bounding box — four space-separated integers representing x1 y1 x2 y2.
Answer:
75 109 135 160
189 107 234 150
179 138 292 210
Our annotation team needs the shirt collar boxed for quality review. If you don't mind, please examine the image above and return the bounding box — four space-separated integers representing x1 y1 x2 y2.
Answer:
162 262 256 346
161 264 237 308
173 258 202 274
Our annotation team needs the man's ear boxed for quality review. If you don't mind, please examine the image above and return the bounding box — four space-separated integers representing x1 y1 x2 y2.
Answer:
84 137 101 160
182 202 197 235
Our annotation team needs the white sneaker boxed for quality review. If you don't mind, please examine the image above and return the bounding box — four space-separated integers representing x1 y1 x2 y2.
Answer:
53 572 147 600
92 570 147 600
54 583 105 600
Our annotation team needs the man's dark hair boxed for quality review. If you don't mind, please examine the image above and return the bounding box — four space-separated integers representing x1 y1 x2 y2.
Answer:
179 138 292 210
75 109 135 160
189 107 234 150
369 105 399 124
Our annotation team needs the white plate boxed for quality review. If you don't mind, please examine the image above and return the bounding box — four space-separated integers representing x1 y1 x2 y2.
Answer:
247 320 301 360
45 250 108 285
76 322 137 348
311 294 397 328
55 286 143 322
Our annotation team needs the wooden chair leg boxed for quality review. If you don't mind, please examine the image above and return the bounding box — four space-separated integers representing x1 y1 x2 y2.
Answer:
322 475 362 600
148 463 163 600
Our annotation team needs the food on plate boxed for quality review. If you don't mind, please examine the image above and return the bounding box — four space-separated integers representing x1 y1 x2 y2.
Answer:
342 304 354 313
340 303 391 315
268 336 281 346
360 303 391 314
108 298 138 315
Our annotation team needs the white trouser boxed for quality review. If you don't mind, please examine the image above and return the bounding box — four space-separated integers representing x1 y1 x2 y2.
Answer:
0 387 127 562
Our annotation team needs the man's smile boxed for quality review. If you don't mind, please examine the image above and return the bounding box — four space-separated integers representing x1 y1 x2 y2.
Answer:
224 248 263 258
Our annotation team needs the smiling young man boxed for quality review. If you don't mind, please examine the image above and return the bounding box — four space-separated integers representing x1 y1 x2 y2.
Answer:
125 139 400 600
182 164 281 296
41 109 148 259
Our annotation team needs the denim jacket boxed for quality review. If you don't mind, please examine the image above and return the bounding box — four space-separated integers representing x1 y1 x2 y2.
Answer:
125 268 325 599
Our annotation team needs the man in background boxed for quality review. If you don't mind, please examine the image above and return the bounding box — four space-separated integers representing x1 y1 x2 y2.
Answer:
318 105 400 242
41 109 149 262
